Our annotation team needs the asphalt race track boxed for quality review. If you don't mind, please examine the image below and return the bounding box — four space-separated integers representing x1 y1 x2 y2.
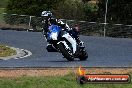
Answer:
0 29 132 67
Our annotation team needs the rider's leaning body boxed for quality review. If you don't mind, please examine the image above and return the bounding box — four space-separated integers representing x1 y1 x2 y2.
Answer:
41 11 82 45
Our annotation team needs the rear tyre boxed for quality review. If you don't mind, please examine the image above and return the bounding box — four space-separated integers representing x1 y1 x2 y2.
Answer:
79 50 88 61
58 43 74 61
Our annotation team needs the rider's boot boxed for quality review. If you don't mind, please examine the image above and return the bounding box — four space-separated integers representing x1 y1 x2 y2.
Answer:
46 44 58 52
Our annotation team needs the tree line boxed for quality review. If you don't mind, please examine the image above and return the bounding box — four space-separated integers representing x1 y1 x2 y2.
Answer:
6 0 132 24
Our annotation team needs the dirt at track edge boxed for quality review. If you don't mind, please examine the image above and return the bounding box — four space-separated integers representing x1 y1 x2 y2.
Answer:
0 68 132 77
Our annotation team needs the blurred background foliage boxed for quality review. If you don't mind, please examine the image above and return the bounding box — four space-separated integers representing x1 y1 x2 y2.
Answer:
0 0 131 24
0 0 132 38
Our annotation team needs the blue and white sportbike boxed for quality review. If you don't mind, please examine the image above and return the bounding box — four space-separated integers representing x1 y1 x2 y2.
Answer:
42 24 88 61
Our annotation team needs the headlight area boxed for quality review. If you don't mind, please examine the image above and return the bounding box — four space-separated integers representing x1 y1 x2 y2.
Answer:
50 32 58 40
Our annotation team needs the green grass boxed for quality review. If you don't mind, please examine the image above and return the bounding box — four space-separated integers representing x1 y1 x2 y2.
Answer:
0 45 16 57
0 0 8 22
0 8 5 13
0 8 5 22
0 0 8 8
0 73 131 88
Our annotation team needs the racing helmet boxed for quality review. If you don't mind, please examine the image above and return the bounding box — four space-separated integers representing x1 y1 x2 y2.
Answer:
41 11 52 17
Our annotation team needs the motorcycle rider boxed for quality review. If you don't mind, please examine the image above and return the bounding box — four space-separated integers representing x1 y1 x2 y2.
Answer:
41 11 83 47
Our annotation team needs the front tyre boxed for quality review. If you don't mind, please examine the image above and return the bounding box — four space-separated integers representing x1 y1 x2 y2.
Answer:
79 50 88 61
58 43 74 61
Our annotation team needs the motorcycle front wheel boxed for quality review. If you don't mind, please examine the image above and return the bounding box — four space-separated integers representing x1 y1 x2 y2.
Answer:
58 42 74 61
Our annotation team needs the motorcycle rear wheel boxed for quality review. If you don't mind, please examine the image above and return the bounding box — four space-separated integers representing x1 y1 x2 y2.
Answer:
78 50 88 61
